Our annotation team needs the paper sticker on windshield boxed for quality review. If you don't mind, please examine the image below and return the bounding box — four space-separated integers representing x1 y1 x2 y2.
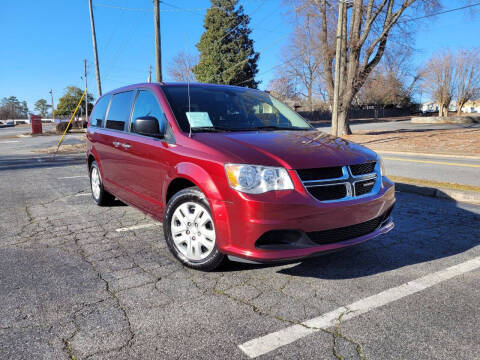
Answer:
186 112 213 127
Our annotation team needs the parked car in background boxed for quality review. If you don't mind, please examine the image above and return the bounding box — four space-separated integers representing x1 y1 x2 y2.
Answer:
86 83 395 270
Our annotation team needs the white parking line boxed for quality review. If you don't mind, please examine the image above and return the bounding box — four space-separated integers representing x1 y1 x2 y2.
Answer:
58 175 88 179
0 140 19 144
115 223 159 232
239 255 480 358
74 193 91 197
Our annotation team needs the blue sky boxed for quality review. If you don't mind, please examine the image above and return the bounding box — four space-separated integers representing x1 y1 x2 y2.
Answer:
0 0 478 109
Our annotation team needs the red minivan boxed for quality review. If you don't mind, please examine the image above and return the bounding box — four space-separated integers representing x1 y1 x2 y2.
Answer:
86 83 395 270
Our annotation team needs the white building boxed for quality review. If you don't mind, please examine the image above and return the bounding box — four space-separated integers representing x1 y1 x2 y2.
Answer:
421 101 438 113
421 101 457 114
461 100 480 113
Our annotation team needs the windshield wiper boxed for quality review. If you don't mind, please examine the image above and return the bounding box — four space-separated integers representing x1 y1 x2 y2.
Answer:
190 126 232 133
250 125 311 131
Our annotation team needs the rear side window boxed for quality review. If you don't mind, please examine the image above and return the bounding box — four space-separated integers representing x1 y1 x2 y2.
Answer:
105 91 135 131
131 90 166 134
89 95 111 127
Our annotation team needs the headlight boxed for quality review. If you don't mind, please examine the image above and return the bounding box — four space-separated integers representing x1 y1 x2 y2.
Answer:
379 157 385 177
224 164 294 194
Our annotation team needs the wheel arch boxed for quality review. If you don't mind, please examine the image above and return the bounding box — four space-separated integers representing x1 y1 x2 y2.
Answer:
87 154 96 170
164 162 225 205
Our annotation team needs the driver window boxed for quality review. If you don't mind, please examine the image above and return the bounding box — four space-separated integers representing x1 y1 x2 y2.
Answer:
130 90 165 134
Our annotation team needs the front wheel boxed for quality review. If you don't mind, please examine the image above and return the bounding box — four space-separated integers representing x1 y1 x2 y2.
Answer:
163 187 226 271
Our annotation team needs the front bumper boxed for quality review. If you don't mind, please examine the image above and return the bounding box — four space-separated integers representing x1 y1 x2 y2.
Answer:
212 177 396 262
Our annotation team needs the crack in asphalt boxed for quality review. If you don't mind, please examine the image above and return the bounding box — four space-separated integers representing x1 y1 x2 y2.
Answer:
7 185 367 360
11 168 479 360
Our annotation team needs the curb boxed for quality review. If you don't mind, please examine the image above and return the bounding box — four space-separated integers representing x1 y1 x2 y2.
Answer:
377 151 480 160
395 182 480 205
411 116 480 124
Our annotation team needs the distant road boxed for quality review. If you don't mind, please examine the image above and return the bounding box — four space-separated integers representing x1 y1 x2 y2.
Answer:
315 121 480 187
0 123 56 137
379 151 480 187
316 120 480 132
0 132 84 156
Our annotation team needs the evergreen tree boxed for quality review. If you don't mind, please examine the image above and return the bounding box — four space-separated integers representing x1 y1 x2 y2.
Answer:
55 86 94 117
193 0 259 88
34 99 50 117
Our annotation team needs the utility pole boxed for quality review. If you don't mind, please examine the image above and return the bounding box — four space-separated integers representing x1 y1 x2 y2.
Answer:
153 0 162 82
148 65 152 83
88 0 102 96
49 89 55 122
84 59 88 125
331 0 346 137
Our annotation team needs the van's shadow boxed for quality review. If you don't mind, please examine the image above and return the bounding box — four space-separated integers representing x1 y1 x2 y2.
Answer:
222 190 480 278
277 191 480 279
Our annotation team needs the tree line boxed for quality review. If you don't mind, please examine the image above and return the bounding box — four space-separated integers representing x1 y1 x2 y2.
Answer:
0 97 29 120
1 87 95 121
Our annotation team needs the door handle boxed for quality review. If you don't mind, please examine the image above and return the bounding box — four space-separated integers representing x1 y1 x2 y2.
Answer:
112 141 121 147
121 143 131 149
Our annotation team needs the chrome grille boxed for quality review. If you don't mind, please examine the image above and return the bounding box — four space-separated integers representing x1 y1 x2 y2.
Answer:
298 162 379 202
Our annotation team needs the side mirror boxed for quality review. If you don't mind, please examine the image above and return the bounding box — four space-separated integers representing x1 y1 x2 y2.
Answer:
132 116 163 138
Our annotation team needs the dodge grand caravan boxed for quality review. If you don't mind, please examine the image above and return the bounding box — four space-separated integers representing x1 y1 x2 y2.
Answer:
86 82 395 270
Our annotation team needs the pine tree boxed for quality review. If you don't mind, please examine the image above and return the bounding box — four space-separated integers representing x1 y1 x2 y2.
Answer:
193 0 259 88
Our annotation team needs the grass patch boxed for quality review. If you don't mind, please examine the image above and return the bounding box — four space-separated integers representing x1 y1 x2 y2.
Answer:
390 176 480 193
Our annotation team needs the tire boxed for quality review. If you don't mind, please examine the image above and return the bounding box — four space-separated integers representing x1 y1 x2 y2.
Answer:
163 187 226 271
89 161 115 206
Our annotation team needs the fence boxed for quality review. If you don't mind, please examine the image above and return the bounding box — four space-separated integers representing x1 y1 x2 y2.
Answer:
297 107 414 123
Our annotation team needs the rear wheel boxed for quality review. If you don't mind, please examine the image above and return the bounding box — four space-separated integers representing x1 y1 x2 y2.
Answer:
90 161 115 206
164 187 226 271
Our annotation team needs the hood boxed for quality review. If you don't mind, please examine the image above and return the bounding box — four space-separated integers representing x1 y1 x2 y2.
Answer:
192 130 377 169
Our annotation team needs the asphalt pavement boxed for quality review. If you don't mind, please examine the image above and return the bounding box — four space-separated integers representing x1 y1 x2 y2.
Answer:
0 123 56 136
0 135 479 359
0 129 84 155
380 151 480 187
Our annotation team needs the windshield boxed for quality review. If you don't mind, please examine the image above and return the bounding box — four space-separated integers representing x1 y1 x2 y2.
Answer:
162 85 313 132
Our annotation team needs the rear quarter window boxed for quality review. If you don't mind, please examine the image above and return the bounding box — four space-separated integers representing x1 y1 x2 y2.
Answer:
89 95 111 127
105 91 136 131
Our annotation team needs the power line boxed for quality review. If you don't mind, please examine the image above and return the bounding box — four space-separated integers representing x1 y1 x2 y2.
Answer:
205 31 290 85
399 2 480 23
95 4 151 12
95 1 211 12
215 0 268 45
94 2 209 13
236 2 480 86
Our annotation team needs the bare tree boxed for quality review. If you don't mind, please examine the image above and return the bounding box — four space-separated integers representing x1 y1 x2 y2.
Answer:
282 21 322 111
167 51 198 82
454 49 480 114
422 51 455 117
268 75 297 101
356 46 419 107
356 65 411 107
289 0 441 134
